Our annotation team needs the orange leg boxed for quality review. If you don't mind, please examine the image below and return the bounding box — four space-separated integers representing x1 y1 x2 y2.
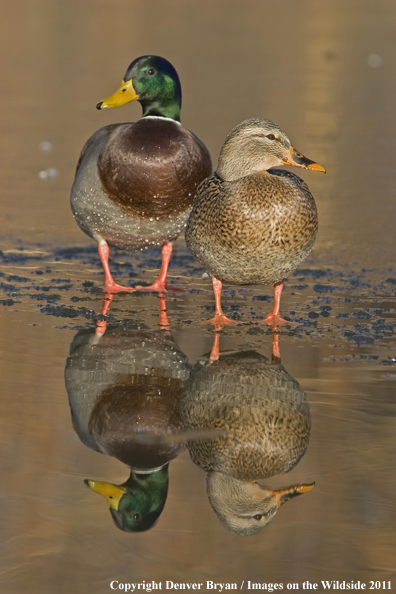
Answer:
98 241 137 293
158 293 170 331
211 327 281 365
209 332 221 362
207 278 236 330
262 280 291 328
96 292 114 335
271 332 281 364
135 242 181 293
95 292 170 335
98 241 181 294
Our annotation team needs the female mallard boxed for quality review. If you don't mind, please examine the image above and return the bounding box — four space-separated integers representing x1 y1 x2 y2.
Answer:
180 346 313 536
71 55 212 293
185 117 325 327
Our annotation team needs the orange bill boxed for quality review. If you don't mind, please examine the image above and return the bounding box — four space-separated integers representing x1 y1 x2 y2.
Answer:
282 146 326 172
272 482 315 508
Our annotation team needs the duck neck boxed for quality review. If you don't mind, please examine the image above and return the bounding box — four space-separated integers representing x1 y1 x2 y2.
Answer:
140 97 181 122
217 136 281 181
124 465 169 507
217 146 271 182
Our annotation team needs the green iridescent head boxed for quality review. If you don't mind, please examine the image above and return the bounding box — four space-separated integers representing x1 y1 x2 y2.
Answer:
85 465 169 532
96 55 182 121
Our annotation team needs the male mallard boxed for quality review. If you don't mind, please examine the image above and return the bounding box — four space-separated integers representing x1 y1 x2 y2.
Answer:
65 326 191 531
185 117 325 327
71 55 212 293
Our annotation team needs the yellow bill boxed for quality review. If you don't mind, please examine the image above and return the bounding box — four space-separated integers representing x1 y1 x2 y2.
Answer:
96 79 139 110
84 479 126 510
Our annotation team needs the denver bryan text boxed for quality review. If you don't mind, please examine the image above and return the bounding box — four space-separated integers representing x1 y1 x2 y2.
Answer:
110 582 238 592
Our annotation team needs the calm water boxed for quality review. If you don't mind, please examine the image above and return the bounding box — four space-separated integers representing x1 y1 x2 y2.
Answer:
1 1 395 592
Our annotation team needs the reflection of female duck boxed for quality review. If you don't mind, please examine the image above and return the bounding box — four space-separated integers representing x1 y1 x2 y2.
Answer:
180 347 313 536
65 326 191 531
71 55 212 293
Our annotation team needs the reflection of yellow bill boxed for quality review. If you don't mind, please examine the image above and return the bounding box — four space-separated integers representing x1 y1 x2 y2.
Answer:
85 479 126 510
96 79 139 109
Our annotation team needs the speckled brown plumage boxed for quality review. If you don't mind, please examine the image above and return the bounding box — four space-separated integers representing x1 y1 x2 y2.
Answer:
180 350 310 481
186 168 318 286
180 348 312 535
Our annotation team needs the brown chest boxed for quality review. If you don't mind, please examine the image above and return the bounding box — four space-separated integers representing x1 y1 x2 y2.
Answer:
97 119 211 218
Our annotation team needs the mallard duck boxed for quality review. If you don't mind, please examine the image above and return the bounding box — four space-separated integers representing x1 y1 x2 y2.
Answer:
185 117 325 327
71 55 212 293
65 325 191 531
180 346 314 536
84 469 169 533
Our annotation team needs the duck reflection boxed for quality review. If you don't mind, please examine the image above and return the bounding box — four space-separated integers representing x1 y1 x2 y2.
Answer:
65 323 191 531
180 334 314 536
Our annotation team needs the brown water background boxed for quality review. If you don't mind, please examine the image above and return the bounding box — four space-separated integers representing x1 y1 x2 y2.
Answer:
0 1 395 592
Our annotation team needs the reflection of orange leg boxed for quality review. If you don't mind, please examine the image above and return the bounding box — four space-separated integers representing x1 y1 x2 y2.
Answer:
207 278 237 330
96 293 114 335
158 294 170 332
262 280 292 328
98 241 137 293
271 332 281 364
209 332 221 362
135 243 183 293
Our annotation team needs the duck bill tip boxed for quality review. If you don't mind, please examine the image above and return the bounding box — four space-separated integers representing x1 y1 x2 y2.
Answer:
282 146 326 173
306 162 326 173
96 79 139 110
273 482 315 507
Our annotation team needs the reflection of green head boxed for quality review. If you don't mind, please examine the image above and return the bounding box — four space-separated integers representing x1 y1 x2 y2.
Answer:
85 465 169 532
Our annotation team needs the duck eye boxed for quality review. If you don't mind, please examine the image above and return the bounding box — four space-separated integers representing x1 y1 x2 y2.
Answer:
133 513 140 521
147 68 155 76
253 514 263 521
267 134 276 140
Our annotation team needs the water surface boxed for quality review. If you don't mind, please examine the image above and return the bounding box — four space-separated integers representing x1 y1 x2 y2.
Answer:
1 1 395 592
